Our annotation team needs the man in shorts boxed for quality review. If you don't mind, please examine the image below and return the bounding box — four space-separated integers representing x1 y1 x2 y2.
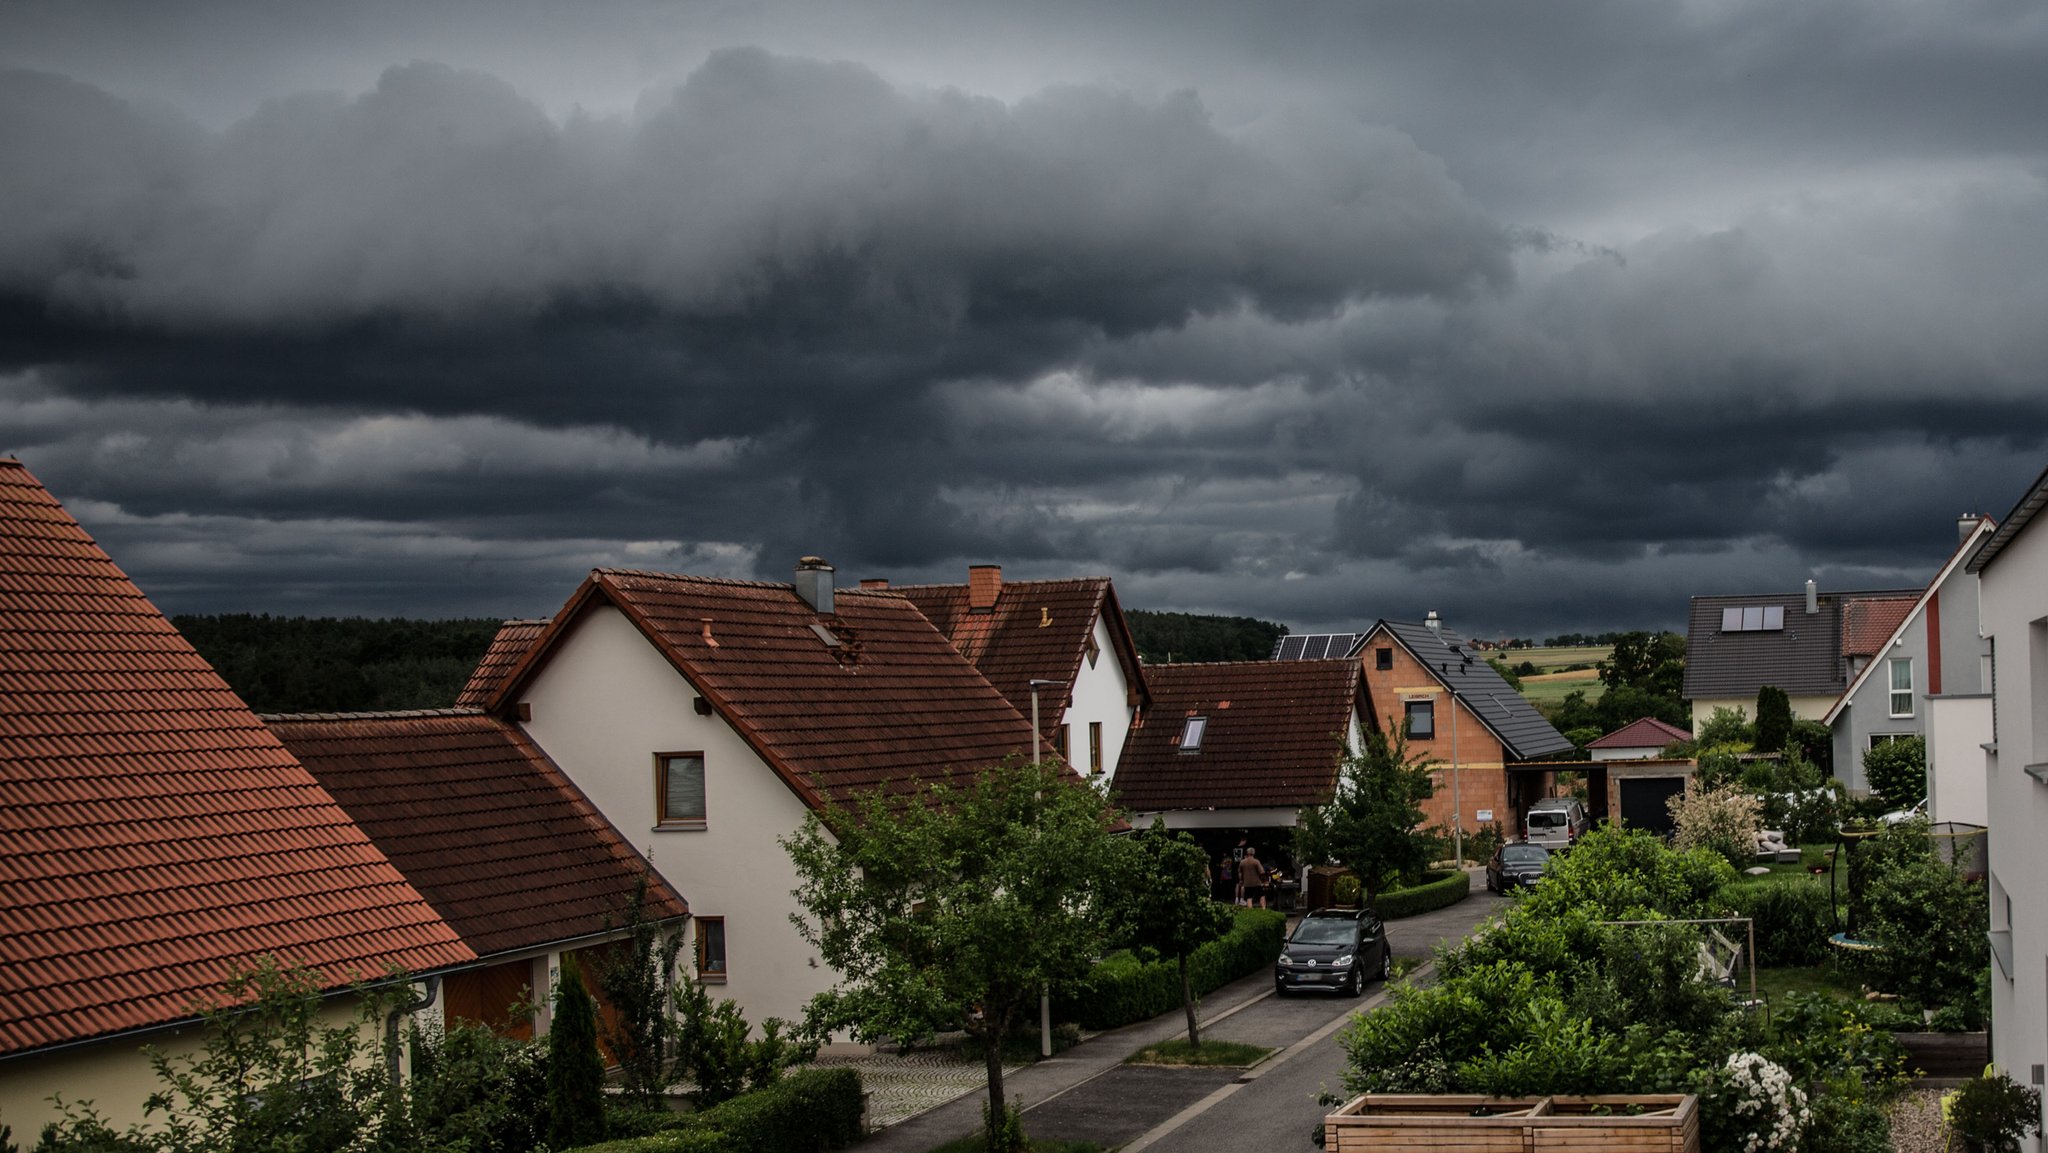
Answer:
1239 846 1269 909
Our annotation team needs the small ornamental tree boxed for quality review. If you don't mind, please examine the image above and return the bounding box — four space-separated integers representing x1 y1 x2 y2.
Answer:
1862 736 1927 806
1294 728 1436 903
783 758 1120 1153
1668 782 1763 869
1754 686 1793 754
1110 820 1234 1046
547 956 606 1150
595 873 686 1106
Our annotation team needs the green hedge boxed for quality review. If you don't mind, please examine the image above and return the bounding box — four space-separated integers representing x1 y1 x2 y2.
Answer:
568 1067 864 1153
1054 907 1285 1030
1374 869 1471 920
1721 877 1834 967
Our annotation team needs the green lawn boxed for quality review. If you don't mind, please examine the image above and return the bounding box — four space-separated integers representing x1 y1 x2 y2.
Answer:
1506 645 1613 672
1517 676 1600 707
1754 964 1866 1003
1127 1038 1273 1067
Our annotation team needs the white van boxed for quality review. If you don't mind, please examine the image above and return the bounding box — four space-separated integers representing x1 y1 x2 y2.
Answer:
1524 796 1588 851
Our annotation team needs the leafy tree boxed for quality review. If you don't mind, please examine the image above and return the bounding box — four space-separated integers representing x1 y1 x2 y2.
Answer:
1696 706 1754 749
1861 736 1926 805
783 758 1120 1152
405 1019 551 1153
547 957 606 1149
1846 821 1986 1010
1599 631 1686 699
1294 729 1436 904
1487 659 1523 690
1109 821 1234 1046
671 977 816 1107
1668 783 1763 869
1123 609 1289 663
1754 686 1792 753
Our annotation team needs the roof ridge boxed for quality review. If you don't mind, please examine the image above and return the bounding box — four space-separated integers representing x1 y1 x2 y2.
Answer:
261 707 490 722
593 568 789 589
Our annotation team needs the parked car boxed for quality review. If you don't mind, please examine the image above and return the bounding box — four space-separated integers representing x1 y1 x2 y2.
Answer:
1486 842 1551 893
1524 796 1588 851
1274 908 1389 997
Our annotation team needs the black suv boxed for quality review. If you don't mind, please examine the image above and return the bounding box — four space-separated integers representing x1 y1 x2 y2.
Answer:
1274 908 1389 997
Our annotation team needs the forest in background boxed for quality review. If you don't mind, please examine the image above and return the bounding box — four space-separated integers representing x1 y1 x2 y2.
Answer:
174 614 503 714
1120 609 1288 664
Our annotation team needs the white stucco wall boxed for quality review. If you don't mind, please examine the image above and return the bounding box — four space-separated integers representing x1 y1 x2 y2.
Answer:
1979 515 2048 1130
1690 695 1839 732
1927 694 1991 827
515 605 833 1031
1063 613 1136 783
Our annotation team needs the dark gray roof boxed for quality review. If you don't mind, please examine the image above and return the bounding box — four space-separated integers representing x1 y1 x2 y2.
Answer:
1680 592 1847 700
1374 620 1575 761
1968 460 2048 575
1273 633 1365 661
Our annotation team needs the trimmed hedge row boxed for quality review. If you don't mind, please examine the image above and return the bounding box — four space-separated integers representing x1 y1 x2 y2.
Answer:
1053 907 1286 1031
1721 877 1833 966
568 1066 864 1153
1374 869 1471 920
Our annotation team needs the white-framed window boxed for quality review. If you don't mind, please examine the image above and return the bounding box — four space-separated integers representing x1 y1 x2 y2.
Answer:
656 752 707 828
1888 658 1913 718
1405 699 1435 740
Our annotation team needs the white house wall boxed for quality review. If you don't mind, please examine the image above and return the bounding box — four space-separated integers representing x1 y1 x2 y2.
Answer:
1927 694 1990 827
1978 514 2048 1117
1690 695 1838 732
1063 612 1136 782
515 605 832 1031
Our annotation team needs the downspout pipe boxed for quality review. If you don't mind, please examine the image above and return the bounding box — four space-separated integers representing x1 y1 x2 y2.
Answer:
385 975 443 1085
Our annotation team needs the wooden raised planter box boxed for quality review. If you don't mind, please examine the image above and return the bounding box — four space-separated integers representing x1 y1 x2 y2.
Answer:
1324 1093 1700 1153
1894 1031 1989 1080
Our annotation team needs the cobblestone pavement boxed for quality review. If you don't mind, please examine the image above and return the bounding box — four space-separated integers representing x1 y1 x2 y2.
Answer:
810 1043 1026 1130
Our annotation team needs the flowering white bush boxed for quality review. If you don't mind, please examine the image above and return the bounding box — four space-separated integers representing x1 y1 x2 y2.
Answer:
1722 1051 1810 1153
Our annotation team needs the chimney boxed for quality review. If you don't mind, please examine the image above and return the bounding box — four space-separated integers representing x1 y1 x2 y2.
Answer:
1425 610 1442 634
858 578 889 590
969 564 1002 613
1958 514 1981 545
794 556 835 614
1805 579 1818 615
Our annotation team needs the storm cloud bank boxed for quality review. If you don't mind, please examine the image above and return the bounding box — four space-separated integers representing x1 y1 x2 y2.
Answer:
3 21 2046 633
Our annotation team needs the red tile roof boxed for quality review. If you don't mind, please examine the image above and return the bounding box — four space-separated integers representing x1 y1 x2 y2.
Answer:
493 570 1065 808
1587 716 1693 750
1840 595 1917 661
266 710 688 958
455 619 548 709
1112 660 1360 812
893 576 1146 724
0 460 472 1056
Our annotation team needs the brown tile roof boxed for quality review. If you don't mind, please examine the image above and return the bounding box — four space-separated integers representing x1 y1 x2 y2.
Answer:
0 460 472 1056
1112 659 1359 812
455 619 548 709
1682 589 1919 701
893 576 1146 724
266 710 688 959
1840 595 1917 661
492 570 1064 808
1587 716 1693 750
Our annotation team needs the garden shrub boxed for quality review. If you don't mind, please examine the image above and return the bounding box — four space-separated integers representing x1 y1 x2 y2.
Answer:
1054 907 1282 1031
567 1131 731 1153
1374 869 1469 920
1764 993 1910 1096
1844 822 1986 1006
565 1067 864 1153
1861 736 1926 806
1517 826 1735 923
1721 879 1833 967
1669 783 1763 869
1946 1071 2042 1152
406 1019 552 1153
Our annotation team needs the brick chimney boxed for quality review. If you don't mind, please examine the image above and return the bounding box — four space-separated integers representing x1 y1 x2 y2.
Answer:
968 565 1002 613
858 578 890 590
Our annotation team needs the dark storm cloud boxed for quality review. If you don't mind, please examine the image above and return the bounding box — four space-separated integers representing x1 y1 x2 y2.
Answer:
4 10 2048 637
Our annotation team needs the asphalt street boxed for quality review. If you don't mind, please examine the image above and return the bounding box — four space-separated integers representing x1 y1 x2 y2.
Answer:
855 880 1511 1152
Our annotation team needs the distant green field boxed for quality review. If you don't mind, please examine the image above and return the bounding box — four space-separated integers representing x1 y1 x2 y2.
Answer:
1517 676 1598 707
1503 645 1611 673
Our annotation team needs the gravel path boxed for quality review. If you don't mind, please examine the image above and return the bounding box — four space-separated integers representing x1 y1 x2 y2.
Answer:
1889 1087 1947 1153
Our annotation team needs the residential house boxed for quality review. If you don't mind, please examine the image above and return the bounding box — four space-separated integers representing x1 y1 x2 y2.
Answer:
1281 616 1575 840
1822 516 1997 812
1587 716 1693 762
482 558 1052 1029
0 459 474 1132
266 709 690 1041
1682 583 1919 738
886 566 1147 783
1112 658 1364 870
1966 461 2048 1113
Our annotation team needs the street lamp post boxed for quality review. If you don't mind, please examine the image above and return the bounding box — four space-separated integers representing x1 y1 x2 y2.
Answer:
1028 678 1061 1059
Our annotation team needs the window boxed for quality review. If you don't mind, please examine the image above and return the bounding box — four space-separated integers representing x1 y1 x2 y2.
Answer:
1088 722 1103 774
657 753 706 827
1055 724 1071 760
1086 635 1101 668
1179 716 1208 752
1720 605 1786 632
1375 648 1393 670
1888 658 1913 718
694 917 726 981
1405 699 1435 739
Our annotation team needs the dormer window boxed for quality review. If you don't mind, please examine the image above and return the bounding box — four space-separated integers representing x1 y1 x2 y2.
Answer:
1179 716 1208 752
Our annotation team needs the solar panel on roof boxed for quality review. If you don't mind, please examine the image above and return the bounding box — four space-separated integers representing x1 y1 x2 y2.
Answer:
1275 636 1305 660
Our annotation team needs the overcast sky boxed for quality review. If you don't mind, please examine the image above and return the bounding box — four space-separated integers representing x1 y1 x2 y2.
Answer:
5 0 2046 637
